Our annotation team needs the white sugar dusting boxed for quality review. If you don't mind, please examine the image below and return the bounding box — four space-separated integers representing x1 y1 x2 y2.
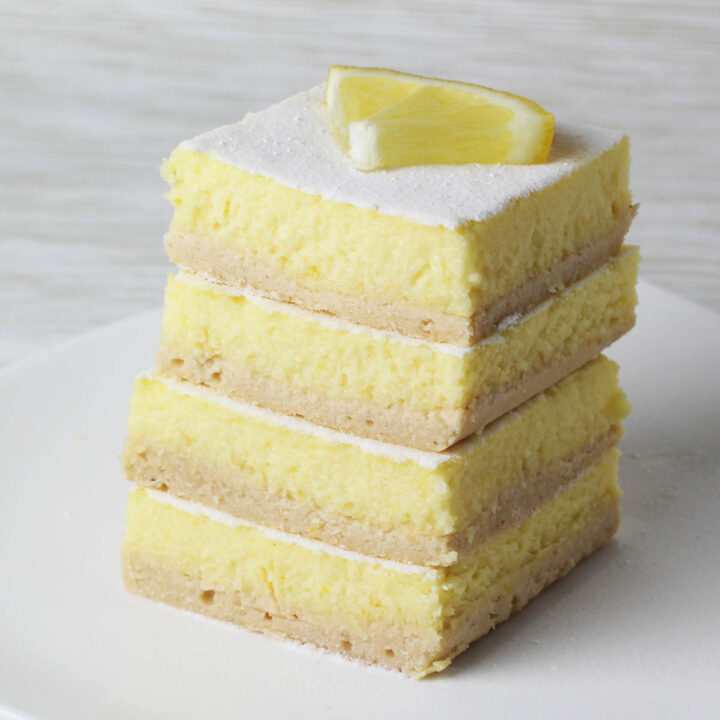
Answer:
181 84 624 229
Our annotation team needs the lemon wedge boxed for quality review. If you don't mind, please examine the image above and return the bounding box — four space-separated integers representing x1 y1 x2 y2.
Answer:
326 66 555 170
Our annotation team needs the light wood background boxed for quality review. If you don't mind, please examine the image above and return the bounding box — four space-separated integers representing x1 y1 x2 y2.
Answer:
2 0 719 367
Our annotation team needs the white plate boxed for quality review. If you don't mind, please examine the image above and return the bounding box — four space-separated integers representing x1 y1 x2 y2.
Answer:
1 281 719 720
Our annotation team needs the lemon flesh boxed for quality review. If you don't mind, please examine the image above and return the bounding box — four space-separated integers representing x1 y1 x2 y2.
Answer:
326 66 555 170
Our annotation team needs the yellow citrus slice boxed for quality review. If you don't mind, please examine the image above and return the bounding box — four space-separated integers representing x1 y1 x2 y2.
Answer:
326 66 555 170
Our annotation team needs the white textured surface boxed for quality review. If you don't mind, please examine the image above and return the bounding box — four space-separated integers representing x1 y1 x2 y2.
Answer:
182 85 621 229
142 487 440 577
1 281 719 719
2 0 719 367
145 372 456 470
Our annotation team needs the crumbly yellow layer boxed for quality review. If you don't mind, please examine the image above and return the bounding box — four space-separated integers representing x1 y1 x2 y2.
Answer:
451 357 628 529
446 450 620 622
125 356 628 536
123 451 619 633
160 248 638 412
162 138 631 317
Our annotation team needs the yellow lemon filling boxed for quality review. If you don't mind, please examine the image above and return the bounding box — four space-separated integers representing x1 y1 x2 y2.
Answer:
125 356 628 539
124 450 620 636
159 248 638 415
162 136 630 320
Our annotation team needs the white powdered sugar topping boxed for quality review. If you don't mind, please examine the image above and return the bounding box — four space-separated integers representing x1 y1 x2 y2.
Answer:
181 84 624 229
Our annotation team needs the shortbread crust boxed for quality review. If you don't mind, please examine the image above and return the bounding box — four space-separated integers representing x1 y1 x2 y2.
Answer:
125 354 628 561
157 247 637 450
156 327 629 451
123 486 619 677
165 208 632 345
127 427 619 565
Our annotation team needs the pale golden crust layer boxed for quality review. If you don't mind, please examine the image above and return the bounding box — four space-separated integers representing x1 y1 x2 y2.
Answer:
156 325 631 451
164 209 633 346
125 429 620 566
122 498 619 677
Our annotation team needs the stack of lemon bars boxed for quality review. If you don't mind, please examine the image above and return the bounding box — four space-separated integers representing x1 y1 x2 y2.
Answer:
122 70 638 677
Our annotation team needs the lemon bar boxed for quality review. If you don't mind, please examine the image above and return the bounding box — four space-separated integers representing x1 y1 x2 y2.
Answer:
123 448 620 677
156 248 637 451
124 355 629 566
162 85 634 345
